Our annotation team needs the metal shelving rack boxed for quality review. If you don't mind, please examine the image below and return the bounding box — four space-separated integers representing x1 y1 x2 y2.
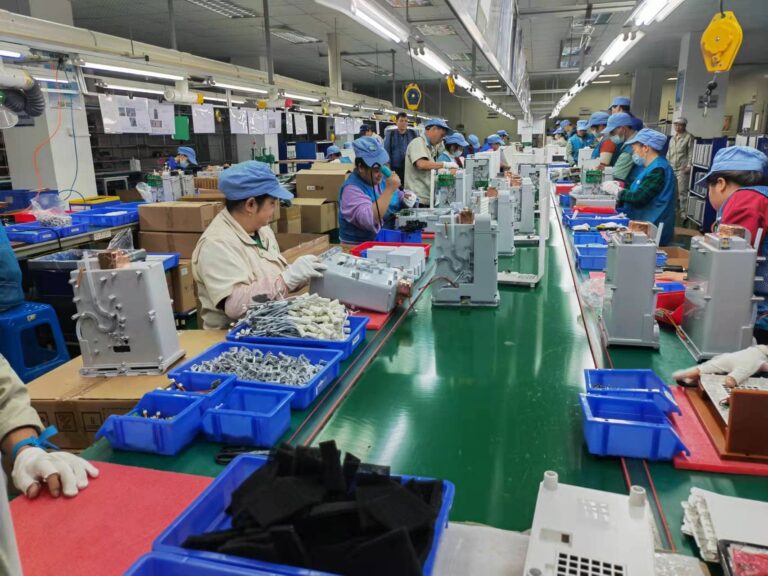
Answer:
686 136 729 231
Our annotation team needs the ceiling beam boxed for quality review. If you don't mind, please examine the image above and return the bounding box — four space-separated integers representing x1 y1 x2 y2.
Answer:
529 68 580 77
531 88 569 95
519 1 636 17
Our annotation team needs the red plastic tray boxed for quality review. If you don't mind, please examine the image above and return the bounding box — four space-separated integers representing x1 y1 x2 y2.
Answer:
350 241 431 258
570 206 617 214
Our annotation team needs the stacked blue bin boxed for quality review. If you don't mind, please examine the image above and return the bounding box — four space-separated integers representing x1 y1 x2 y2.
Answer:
579 369 688 461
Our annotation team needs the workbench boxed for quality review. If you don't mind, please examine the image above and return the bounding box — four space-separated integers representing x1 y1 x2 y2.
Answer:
78 189 767 569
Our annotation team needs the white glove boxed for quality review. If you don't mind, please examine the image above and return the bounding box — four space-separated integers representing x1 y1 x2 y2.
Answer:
600 180 622 196
12 448 99 498
442 161 459 169
673 345 768 388
402 191 417 208
281 255 327 291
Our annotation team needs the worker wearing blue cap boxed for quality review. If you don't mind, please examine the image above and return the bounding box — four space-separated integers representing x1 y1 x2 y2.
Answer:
587 111 611 161
560 119 575 140
168 146 199 173
699 146 768 332
466 134 480 155
438 133 469 167
566 120 591 165
602 112 640 184
192 161 326 329
339 136 417 246
615 128 676 245
325 145 342 162
609 96 631 115
404 118 454 205
497 129 510 145
481 133 504 152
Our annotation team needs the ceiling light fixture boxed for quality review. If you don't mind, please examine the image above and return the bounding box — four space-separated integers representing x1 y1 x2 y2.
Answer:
666 77 677 81
214 81 268 94
314 0 409 43
0 49 22 58
330 99 354 108
270 28 321 44
204 96 246 104
284 92 321 103
183 0 256 18
597 32 646 66
82 61 184 81
591 80 611 84
629 0 687 26
411 46 450 76
106 84 164 95
599 73 621 78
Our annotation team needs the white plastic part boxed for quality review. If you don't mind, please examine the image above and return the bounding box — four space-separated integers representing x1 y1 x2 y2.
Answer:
542 470 558 491
629 485 646 507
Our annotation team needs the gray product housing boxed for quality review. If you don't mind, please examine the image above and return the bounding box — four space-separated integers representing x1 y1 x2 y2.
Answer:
71 261 185 376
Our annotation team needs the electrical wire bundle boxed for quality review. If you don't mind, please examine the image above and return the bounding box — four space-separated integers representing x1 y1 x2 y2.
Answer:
235 294 350 341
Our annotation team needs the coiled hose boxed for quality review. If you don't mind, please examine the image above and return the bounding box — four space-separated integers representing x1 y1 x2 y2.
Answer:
2 81 45 117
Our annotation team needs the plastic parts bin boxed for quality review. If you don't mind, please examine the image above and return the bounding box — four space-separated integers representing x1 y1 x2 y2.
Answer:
573 231 608 246
656 251 668 267
375 228 423 243
4 225 56 243
201 387 293 446
146 252 181 271
96 392 203 456
583 369 680 414
579 394 688 460
575 244 607 271
71 206 138 227
163 372 235 410
563 211 629 229
559 194 571 207
0 189 59 213
153 453 456 576
349 241 431 259
169 342 343 410
9 222 87 238
125 553 275 576
227 315 368 361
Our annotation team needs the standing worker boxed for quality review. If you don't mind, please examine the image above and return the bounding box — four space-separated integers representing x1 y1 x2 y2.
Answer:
587 112 611 160
382 112 417 187
566 120 590 165
617 128 676 245
192 161 327 329
338 137 417 246
602 112 639 184
167 146 198 173
560 120 574 139
667 117 695 221
609 96 631 115
404 118 455 206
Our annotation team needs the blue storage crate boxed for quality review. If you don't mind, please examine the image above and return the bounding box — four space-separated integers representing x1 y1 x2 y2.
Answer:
163 372 235 410
146 252 181 271
579 394 688 460
584 368 680 414
125 553 275 576
0 189 59 213
376 228 423 243
10 222 87 238
559 194 571 207
201 387 293 446
72 206 138 227
169 343 343 410
656 281 685 293
565 213 630 229
656 251 668 267
96 392 203 456
4 225 56 243
573 231 607 246
575 244 607 271
153 454 456 576
227 315 368 361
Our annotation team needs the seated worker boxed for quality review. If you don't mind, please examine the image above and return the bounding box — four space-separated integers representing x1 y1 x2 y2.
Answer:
192 161 326 329
616 128 676 245
699 146 768 338
566 120 590 165
481 133 504 152
325 145 342 162
560 119 574 140
497 129 510 145
551 127 565 143
598 112 635 176
404 117 455 206
339 136 417 246
167 146 198 173
437 133 469 168
587 111 611 161
466 134 480 156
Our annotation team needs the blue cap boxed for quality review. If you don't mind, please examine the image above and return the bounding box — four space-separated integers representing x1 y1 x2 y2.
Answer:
359 124 372 133
444 133 469 147
588 111 610 128
611 96 631 108
696 146 768 186
601 112 634 135
351 136 389 167
219 161 294 204
177 146 197 165
631 116 644 131
559 119 572 129
625 128 668 152
343 142 353 149
424 118 451 132
497 129 509 137
576 120 589 131
468 134 480 147
553 127 564 135
486 134 503 145
325 145 341 158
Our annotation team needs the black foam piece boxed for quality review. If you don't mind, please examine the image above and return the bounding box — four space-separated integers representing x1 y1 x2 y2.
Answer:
270 525 310 568
275 443 296 476
227 459 279 516
218 536 279 562
344 528 422 576
360 482 437 532
182 528 243 551
297 501 363 545
342 452 361 491
243 476 327 528
294 446 324 477
404 479 444 512
320 440 346 494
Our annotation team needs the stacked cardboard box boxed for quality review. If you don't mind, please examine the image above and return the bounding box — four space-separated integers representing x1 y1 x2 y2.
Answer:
277 205 302 234
138 201 223 258
276 233 330 263
294 164 350 233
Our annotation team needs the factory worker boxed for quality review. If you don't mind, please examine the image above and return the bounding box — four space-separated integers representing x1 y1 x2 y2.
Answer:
437 133 469 168
560 119 574 139
566 120 590 165
587 112 610 158
383 112 417 187
667 117 695 219
167 146 198 173
551 127 565 143
325 145 342 162
404 118 455 206
192 161 327 329
466 134 480 155
601 112 638 183
699 146 768 337
497 129 510 145
339 136 417 246
609 96 631 115
359 124 383 144
616 128 676 245
481 133 504 152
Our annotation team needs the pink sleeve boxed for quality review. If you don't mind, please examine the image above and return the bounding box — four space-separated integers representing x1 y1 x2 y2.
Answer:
340 184 381 233
721 191 768 252
224 277 289 319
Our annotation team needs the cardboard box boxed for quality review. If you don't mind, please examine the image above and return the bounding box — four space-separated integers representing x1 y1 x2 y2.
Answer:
311 162 351 172
171 259 196 313
117 188 145 203
295 167 350 202
193 176 219 190
292 198 337 233
277 205 302 234
276 233 330 264
164 270 174 303
181 189 225 202
140 231 201 259
139 201 222 233
27 330 226 449
662 246 689 269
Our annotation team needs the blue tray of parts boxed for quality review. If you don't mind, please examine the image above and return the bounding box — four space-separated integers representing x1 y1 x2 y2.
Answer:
96 392 203 456
376 228 423 243
584 369 680 414
162 372 235 410
0 189 59 213
575 244 607 271
153 453 456 576
559 194 571 207
563 209 629 229
125 553 275 576
573 231 607 246
4 225 57 243
579 394 688 460
201 386 293 446
168 342 344 410
147 252 181 271
227 315 368 361
656 251 668 267
8 222 87 238
71 205 139 227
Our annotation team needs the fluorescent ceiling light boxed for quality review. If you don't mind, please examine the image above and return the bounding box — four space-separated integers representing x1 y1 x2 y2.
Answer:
271 28 321 44
480 79 499 84
666 77 677 81
315 0 409 44
629 0 686 26
330 99 354 108
485 84 502 89
598 31 645 66
106 84 164 95
576 66 603 86
412 46 450 76
454 75 472 90
284 92 321 103
298 107 314 113
204 96 246 104
0 49 22 58
214 81 268 94
183 0 256 18
655 0 687 23
33 76 70 84
384 108 397 114
599 73 621 78
591 80 611 84
82 61 184 81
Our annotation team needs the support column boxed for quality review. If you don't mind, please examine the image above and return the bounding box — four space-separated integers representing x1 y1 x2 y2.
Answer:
630 68 665 124
262 0 274 85
327 32 342 93
168 0 178 50
675 32 729 137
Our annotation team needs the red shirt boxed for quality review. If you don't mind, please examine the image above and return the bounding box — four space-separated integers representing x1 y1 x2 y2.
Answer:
720 188 768 254
598 138 618 168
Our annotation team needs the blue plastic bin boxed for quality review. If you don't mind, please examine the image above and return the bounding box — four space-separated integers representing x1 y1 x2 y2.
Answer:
656 281 685 293
125 553 275 576
656 251 668 267
0 189 59 213
575 244 607 271
573 231 607 246
559 194 571 207
201 387 293 446
10 222 87 238
579 394 688 460
4 225 56 243
96 392 203 456
163 372 235 410
146 252 181 271
376 228 423 243
227 315 368 361
169 343 344 410
153 454 456 576
71 206 138 227
564 213 630 229
584 368 680 414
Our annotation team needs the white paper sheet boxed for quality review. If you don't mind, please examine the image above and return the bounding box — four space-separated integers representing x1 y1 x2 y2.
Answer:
98 94 120 134
294 113 307 135
192 103 215 134
229 107 249 135
267 110 281 134
286 112 294 134
148 101 175 135
312 115 318 134
113 95 150 133
247 109 266 134
334 116 347 135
